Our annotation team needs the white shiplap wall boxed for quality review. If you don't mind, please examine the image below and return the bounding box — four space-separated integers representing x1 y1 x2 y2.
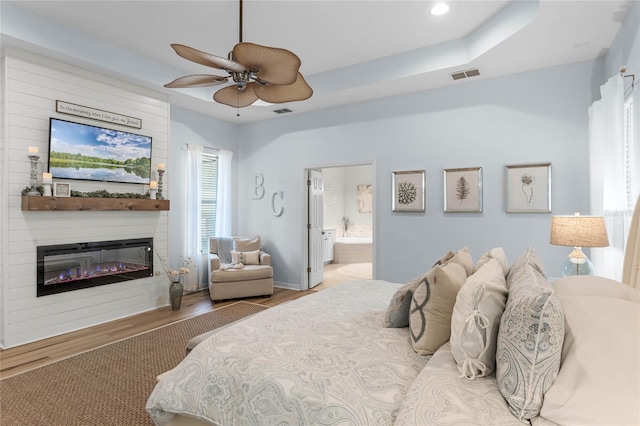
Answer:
1 52 8 346
1 47 171 348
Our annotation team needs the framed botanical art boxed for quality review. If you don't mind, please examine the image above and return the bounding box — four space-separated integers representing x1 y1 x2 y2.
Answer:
505 163 551 212
392 170 425 212
444 167 482 212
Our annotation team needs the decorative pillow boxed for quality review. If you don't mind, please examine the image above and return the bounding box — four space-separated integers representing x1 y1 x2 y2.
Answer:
383 278 421 328
506 247 545 288
231 250 261 265
448 247 474 276
409 261 467 355
496 262 564 421
432 250 456 267
552 275 640 302
450 258 508 379
383 249 460 329
538 280 640 426
474 247 509 276
233 236 261 252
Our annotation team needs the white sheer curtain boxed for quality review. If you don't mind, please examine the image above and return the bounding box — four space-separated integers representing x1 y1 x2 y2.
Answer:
186 143 204 291
588 74 636 280
622 84 640 288
215 149 233 237
623 196 640 289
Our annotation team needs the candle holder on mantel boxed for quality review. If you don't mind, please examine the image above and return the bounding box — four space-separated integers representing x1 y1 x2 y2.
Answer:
157 169 165 200
27 154 41 196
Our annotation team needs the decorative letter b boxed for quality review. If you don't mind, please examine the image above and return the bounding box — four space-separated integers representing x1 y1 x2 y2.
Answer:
252 174 265 200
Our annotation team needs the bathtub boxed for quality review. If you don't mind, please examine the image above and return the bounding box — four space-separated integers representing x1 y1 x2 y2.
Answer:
333 237 373 264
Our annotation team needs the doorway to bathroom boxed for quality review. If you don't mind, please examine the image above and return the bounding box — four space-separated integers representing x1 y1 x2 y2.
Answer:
304 162 374 291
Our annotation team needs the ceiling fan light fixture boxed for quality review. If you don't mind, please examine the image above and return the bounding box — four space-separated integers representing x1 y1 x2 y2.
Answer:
254 72 313 104
214 82 259 107
164 74 228 88
233 42 301 86
164 0 312 110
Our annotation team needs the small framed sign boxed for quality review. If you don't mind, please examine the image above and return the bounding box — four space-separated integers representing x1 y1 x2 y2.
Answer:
53 182 71 197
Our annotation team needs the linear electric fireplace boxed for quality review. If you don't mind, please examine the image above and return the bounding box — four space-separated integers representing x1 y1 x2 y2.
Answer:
37 238 153 297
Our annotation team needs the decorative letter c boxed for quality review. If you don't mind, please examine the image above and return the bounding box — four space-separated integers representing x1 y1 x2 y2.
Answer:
272 191 284 217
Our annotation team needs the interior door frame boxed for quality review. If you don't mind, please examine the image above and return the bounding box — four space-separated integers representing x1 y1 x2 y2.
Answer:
300 160 376 291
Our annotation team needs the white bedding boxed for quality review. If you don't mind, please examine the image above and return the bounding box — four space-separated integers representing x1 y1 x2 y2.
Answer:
146 280 430 425
394 342 522 426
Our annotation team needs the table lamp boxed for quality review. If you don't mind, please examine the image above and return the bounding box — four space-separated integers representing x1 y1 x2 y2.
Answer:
550 212 609 276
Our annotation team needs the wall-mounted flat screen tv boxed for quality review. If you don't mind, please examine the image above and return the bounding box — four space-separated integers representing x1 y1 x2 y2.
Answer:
48 118 152 184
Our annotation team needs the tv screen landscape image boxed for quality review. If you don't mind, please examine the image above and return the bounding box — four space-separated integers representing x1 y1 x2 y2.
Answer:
48 118 152 184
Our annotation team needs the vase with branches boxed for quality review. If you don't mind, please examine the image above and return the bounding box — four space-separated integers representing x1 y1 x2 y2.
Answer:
158 252 190 310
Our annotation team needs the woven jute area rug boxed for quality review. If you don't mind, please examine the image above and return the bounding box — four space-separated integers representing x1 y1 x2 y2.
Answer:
0 301 267 426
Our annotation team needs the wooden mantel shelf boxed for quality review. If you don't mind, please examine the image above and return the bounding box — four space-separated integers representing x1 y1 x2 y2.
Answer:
21 196 170 211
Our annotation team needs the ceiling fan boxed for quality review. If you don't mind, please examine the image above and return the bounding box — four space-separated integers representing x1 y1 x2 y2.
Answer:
164 0 313 110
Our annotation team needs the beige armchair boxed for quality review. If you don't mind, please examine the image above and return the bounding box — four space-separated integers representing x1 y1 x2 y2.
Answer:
208 236 274 302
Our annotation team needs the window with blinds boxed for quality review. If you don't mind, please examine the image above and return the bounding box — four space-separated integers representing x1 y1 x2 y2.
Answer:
201 152 218 252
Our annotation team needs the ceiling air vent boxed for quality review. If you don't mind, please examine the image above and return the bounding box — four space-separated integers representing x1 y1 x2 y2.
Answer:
273 108 293 114
450 68 480 81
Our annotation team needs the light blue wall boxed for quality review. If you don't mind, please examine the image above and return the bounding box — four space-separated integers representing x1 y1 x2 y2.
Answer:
167 3 639 290
168 106 238 284
604 0 639 83
236 60 597 287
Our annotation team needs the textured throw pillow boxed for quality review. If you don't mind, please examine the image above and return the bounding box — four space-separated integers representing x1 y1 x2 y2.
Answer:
474 247 509 276
432 250 456 267
496 262 564 421
448 247 474 276
538 279 640 426
383 278 421 328
384 249 460 329
409 261 467 355
231 250 261 265
506 247 545 288
233 236 261 252
450 258 508 379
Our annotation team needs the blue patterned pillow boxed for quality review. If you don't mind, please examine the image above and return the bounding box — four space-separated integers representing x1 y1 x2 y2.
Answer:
384 278 420 328
496 262 564 421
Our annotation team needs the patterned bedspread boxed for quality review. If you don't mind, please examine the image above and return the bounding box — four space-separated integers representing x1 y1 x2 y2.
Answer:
146 280 430 425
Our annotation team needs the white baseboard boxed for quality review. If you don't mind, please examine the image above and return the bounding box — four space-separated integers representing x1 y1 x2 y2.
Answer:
274 281 302 291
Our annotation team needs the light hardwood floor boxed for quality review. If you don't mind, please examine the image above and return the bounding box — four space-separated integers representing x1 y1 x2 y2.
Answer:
0 287 314 379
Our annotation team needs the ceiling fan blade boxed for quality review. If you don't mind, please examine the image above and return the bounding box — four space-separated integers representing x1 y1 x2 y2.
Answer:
213 82 259 108
232 42 300 86
170 44 246 73
164 74 229 88
255 73 313 104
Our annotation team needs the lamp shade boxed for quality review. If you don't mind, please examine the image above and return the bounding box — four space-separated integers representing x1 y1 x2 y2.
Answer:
550 214 609 248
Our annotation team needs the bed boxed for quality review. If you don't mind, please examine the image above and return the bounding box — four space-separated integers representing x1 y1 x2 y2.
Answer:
147 247 640 426
147 280 430 425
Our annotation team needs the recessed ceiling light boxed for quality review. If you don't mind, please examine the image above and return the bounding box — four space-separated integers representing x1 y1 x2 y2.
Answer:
431 2 450 16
